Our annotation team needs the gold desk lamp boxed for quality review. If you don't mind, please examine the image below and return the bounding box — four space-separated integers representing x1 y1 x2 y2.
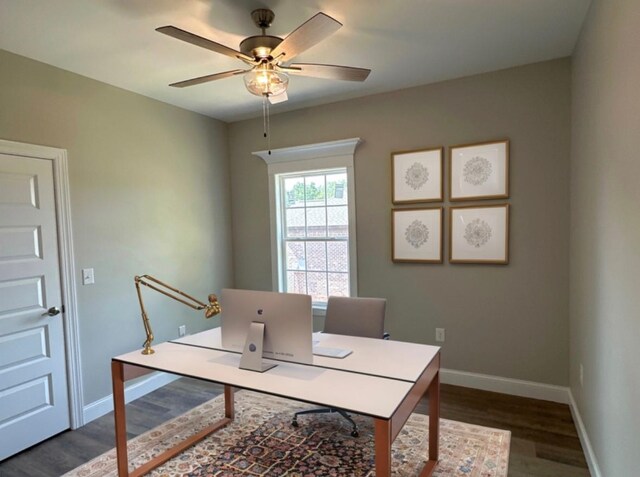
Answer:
134 274 222 355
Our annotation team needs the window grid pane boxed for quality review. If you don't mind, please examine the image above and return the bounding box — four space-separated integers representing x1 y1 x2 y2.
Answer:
328 272 349 297
306 241 327 271
285 208 305 238
307 271 328 303
306 208 327 237
286 241 305 270
327 242 349 272
287 271 307 295
326 173 347 206
284 176 305 209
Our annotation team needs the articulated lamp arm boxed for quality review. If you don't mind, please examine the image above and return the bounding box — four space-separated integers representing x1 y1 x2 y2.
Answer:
134 274 221 355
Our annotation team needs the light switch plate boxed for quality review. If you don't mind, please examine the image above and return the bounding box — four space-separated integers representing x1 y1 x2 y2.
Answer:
82 268 95 285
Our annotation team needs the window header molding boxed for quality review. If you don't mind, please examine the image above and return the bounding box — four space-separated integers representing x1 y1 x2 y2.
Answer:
253 137 362 165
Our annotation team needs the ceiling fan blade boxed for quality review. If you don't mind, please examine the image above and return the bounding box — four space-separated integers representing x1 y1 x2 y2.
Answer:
270 13 342 61
169 69 247 88
268 91 288 104
284 63 371 82
157 25 255 63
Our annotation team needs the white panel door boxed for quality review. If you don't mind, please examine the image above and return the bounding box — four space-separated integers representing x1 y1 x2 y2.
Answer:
0 153 70 459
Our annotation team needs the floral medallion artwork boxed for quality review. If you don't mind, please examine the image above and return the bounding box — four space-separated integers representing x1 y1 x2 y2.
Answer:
392 147 443 203
405 162 429 190
393 208 442 263
450 140 509 200
463 218 492 248
450 205 509 264
463 156 492 186
405 220 430 248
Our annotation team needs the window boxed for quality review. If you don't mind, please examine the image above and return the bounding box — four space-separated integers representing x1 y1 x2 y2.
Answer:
254 138 360 309
278 169 350 303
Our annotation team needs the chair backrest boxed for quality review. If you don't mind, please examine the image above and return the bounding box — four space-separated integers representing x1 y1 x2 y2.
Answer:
323 296 386 339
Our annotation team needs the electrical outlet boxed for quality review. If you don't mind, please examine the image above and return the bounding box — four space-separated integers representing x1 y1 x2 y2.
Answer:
179 325 186 337
579 364 584 388
435 328 445 343
82 268 94 285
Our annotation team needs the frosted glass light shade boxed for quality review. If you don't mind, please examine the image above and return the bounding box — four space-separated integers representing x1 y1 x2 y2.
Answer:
244 68 289 97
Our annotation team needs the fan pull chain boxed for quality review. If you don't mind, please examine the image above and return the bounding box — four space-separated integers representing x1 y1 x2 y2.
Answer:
262 94 271 155
262 95 267 138
266 97 271 155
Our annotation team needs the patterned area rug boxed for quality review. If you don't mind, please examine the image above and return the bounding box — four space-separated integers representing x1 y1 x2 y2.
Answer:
65 390 510 476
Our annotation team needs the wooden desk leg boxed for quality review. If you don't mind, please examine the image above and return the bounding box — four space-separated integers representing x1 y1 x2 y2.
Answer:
111 361 234 477
112 361 129 477
414 369 440 477
224 385 234 419
374 418 392 477
428 371 440 463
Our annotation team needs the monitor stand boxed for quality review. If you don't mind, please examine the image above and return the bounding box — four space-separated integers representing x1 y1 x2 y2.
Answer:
239 322 277 372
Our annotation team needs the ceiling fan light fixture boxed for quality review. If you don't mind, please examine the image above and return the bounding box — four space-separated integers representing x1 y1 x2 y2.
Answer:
158 10 369 156
243 66 289 97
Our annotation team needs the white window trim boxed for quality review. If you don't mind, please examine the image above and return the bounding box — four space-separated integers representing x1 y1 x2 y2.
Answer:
254 138 361 311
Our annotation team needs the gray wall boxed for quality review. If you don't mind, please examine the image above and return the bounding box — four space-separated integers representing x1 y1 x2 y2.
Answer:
0 49 234 404
570 0 640 474
229 59 571 385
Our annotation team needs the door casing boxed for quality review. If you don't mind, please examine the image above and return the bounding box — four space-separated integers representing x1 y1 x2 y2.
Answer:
0 139 83 429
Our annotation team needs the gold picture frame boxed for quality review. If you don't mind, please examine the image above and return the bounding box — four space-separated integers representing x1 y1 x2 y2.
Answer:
449 204 510 264
392 147 444 204
449 139 509 201
392 207 443 263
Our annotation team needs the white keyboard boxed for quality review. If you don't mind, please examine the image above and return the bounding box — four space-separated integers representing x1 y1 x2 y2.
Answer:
313 346 352 359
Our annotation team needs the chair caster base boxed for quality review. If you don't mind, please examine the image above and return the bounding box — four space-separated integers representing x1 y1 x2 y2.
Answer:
292 412 358 437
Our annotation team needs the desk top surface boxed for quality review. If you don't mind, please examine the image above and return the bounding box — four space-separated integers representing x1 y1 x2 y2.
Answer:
171 328 439 382
114 341 416 419
114 328 439 419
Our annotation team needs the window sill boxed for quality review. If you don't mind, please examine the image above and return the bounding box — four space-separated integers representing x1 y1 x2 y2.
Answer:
312 304 327 318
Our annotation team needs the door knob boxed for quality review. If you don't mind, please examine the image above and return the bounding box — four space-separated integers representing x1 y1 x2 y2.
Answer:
44 306 61 316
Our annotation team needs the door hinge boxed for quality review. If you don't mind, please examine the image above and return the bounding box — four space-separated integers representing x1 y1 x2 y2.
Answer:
62 305 65 313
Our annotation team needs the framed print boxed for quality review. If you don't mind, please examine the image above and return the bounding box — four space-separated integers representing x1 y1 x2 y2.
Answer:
392 207 443 263
449 139 509 201
449 204 509 264
392 147 443 204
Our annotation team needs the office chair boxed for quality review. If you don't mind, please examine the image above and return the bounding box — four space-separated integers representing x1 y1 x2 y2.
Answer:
291 295 388 437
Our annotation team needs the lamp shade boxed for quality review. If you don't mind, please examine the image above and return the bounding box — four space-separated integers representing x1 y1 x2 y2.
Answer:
244 67 289 97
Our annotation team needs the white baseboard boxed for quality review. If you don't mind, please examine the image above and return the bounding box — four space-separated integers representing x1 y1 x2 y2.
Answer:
82 372 180 424
440 368 570 403
568 390 603 477
440 368 602 477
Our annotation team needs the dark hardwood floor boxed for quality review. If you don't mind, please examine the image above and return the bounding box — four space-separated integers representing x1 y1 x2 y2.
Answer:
0 378 590 477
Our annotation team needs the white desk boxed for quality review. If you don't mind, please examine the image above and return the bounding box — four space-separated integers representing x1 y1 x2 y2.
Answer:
112 329 440 477
173 327 436 382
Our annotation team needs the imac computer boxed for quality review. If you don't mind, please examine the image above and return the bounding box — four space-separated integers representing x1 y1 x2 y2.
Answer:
220 288 313 372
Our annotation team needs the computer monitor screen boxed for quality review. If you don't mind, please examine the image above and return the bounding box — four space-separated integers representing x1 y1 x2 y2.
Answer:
220 288 313 365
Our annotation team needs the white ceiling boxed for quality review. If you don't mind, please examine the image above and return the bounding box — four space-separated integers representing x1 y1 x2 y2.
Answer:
0 0 591 122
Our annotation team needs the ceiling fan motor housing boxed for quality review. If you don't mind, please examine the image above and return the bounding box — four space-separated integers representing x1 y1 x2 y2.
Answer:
240 35 283 59
157 8 370 91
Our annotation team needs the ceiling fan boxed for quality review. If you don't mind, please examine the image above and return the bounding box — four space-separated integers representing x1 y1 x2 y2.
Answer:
156 8 371 104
